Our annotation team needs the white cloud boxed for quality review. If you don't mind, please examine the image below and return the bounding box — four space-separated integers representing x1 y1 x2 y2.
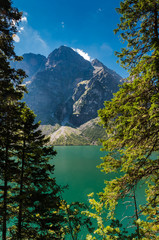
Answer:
13 34 20 43
97 8 103 14
21 16 27 22
61 22 65 28
73 48 92 61
16 15 27 33
19 27 24 33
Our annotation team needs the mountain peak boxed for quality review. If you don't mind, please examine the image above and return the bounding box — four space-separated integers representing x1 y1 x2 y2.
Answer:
52 45 75 56
48 45 77 58
91 58 104 68
46 46 93 73
59 45 71 51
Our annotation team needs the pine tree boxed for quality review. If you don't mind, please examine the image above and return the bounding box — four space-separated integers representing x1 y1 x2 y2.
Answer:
7 105 64 239
0 1 27 239
0 82 25 240
85 1 159 239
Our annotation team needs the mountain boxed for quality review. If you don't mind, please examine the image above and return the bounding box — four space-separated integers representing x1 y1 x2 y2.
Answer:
23 46 95 125
14 46 122 144
39 118 107 145
12 53 46 84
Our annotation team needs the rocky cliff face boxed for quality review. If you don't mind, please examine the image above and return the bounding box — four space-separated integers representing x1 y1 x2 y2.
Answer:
70 59 121 125
16 46 122 127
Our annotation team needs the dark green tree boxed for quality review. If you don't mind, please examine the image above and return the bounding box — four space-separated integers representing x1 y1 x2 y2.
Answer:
12 105 64 240
0 82 25 240
0 0 25 80
0 1 26 239
85 0 159 239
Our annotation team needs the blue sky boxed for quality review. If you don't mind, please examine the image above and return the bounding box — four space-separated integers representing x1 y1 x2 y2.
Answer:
13 0 127 78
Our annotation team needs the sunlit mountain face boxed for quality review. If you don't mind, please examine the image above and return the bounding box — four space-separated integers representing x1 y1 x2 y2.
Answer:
13 45 122 127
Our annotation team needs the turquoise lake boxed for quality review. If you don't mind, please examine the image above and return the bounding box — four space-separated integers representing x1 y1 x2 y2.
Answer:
53 146 147 237
54 146 106 203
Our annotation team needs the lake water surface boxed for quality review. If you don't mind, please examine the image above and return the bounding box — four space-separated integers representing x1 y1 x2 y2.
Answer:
54 146 106 203
53 146 147 237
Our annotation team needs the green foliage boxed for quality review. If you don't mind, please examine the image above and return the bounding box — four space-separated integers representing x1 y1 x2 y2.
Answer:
9 105 64 239
0 0 26 86
85 0 159 239
81 120 107 145
0 2 27 239
60 201 94 240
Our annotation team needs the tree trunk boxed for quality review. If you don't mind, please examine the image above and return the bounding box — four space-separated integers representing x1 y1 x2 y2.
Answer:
154 2 159 40
3 145 8 240
17 138 26 240
133 189 140 239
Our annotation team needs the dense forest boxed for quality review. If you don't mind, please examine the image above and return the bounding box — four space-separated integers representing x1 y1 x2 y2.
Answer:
0 0 159 239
